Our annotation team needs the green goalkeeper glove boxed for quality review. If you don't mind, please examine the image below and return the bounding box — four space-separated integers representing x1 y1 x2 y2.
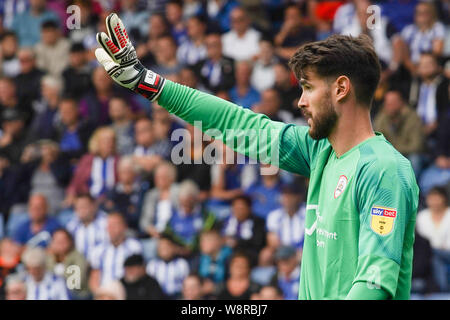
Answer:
95 13 166 101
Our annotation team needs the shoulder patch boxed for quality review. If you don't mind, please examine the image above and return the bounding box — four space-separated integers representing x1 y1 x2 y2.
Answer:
370 206 397 236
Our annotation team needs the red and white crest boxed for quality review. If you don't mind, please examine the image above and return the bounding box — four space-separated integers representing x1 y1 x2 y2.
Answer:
334 175 348 199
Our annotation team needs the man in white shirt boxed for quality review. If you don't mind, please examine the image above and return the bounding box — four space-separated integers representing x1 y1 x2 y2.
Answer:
221 7 261 61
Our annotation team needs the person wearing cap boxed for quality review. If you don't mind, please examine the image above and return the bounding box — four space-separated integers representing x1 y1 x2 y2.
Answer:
266 179 307 253
120 254 166 300
0 108 31 163
270 245 301 300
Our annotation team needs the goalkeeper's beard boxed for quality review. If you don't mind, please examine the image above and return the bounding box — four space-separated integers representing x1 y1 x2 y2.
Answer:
305 93 338 140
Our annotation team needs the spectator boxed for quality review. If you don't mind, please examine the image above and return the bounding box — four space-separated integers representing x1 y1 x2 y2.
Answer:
0 238 21 299
250 246 277 286
266 181 306 252
409 53 449 138
146 234 190 299
245 164 283 220
45 228 89 299
0 31 20 78
205 0 239 33
4 274 27 300
55 97 93 161
222 7 261 62
119 0 150 43
0 77 25 117
0 108 31 164
120 254 166 300
22 246 69 300
89 212 143 292
250 37 279 93
108 96 135 156
273 62 303 120
165 180 215 255
196 228 232 294
12 193 60 248
399 1 445 74
177 15 208 66
102 156 147 233
132 117 172 173
229 60 260 109
412 230 440 295
416 187 450 291
194 32 235 94
15 48 44 110
181 273 206 300
65 127 119 205
151 35 183 77
374 90 424 176
274 4 316 61
62 43 93 100
270 245 300 300
94 281 126 300
222 195 266 265
216 251 260 300
166 0 188 45
251 284 283 300
79 67 114 127
137 13 170 65
65 194 108 260
34 20 70 77
140 161 179 253
253 88 285 122
67 0 99 49
11 0 60 47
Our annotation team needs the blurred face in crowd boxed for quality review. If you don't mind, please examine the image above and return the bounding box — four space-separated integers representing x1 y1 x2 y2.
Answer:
40 142 59 164
229 256 250 279
179 194 197 215
274 64 291 87
155 37 177 64
59 99 79 126
200 231 222 256
135 119 154 147
109 97 130 123
107 214 127 245
50 230 73 256
179 67 198 89
121 0 139 11
41 79 61 104
74 196 97 224
235 61 252 87
124 264 146 283
415 3 435 29
41 27 59 46
92 67 112 93
259 40 274 65
6 281 26 300
26 258 46 282
149 14 169 38
154 164 176 190
280 192 301 214
0 78 17 103
118 159 136 185
17 49 36 73
187 17 206 40
426 191 448 213
258 286 282 300
28 194 48 223
69 50 86 68
30 0 46 12
205 34 222 61
284 5 302 30
417 54 439 81
298 69 338 140
231 198 251 222
230 7 250 35
383 91 404 118
0 238 20 260
1 118 24 137
166 2 183 25
277 255 297 277
1 34 18 58
260 89 281 117
97 129 116 158
157 238 176 261
182 276 203 300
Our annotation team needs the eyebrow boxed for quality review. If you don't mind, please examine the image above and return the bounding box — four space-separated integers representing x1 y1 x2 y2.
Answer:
299 79 310 86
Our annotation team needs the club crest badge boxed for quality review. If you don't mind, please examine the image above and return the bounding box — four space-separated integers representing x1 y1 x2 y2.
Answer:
334 175 348 199
370 206 397 236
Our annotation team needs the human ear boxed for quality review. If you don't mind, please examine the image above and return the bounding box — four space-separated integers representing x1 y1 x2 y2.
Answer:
334 76 351 103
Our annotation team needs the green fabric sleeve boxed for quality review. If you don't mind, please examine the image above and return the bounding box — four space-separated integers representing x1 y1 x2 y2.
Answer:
345 281 389 300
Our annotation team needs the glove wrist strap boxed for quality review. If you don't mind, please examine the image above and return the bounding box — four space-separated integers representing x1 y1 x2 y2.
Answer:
134 69 166 102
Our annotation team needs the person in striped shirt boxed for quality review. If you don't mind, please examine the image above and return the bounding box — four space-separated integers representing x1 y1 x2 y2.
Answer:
65 193 109 260
22 246 69 300
88 212 142 293
146 234 189 299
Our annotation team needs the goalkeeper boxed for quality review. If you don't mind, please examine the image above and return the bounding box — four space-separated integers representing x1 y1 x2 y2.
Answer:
95 13 419 300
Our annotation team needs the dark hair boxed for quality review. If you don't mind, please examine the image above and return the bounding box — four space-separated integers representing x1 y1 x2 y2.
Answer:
76 193 95 202
41 20 59 30
52 228 75 251
428 186 449 202
288 34 381 107
0 30 17 41
232 194 252 207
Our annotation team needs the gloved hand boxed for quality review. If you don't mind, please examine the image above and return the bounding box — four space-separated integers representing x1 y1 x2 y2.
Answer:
95 13 166 101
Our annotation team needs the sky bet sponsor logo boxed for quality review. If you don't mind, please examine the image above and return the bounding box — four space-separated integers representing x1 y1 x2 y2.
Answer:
371 206 397 218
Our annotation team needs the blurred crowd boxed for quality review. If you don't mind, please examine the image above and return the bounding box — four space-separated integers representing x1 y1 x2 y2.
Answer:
0 0 449 300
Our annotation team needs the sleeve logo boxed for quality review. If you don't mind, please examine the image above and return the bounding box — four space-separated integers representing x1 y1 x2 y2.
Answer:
334 175 348 199
370 206 397 236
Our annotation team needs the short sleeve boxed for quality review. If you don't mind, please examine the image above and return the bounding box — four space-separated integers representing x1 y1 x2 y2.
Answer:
353 160 417 298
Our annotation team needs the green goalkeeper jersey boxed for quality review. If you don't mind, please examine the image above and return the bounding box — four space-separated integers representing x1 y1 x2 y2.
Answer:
157 81 419 300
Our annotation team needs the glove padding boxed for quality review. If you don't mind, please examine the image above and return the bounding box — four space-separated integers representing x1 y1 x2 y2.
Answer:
95 13 165 101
